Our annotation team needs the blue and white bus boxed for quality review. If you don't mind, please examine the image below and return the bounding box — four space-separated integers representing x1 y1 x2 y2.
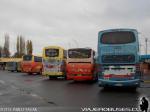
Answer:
97 29 141 88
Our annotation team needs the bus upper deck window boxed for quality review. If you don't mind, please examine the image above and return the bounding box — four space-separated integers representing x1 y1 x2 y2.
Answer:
101 31 136 44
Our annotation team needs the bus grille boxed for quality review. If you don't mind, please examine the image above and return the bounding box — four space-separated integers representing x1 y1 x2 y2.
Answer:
102 55 135 63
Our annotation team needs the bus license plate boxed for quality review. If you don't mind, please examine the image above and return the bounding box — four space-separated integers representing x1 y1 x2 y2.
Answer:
115 84 123 86
77 74 82 76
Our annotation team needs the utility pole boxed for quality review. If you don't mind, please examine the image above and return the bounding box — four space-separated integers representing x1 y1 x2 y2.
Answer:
145 38 148 55
139 44 142 54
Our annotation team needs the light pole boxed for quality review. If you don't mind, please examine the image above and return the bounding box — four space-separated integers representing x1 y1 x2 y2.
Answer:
145 38 148 55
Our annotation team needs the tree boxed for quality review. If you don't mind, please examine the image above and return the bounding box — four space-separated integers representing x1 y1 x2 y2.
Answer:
16 36 20 57
20 36 26 56
0 46 2 57
26 40 33 55
15 35 26 58
3 34 10 57
26 40 30 55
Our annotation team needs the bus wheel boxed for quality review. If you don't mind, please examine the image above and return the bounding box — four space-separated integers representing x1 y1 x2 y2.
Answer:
28 73 32 75
38 70 42 75
64 75 67 80
130 87 137 91
92 74 98 82
49 76 57 80
49 76 54 80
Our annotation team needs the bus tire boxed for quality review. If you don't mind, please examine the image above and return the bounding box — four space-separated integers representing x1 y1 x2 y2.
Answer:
38 70 42 75
49 76 57 80
64 75 67 80
28 72 32 75
130 87 137 91
94 75 98 82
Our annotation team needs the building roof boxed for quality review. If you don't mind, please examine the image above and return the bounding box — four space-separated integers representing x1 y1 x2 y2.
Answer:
140 55 150 63
0 58 22 62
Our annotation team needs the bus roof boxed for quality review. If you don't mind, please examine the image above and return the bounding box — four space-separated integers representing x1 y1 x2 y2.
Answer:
98 28 138 35
0 58 22 62
43 46 65 50
68 47 94 50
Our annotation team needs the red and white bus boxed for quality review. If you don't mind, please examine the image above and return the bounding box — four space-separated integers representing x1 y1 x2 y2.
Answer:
66 48 97 81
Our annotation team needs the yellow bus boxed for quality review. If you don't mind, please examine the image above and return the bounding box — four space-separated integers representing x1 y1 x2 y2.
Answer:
42 46 66 79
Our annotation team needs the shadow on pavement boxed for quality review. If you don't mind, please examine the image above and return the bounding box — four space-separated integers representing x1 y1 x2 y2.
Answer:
67 80 97 85
21 73 41 76
99 87 139 93
42 77 67 82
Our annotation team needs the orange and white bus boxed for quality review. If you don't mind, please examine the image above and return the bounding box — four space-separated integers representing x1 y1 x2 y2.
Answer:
66 48 97 81
21 55 43 74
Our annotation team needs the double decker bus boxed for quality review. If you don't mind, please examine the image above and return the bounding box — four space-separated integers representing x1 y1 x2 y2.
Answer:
21 55 43 74
42 46 66 79
97 29 141 88
66 48 97 81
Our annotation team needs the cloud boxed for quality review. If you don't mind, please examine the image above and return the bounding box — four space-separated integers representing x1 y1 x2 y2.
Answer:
0 0 150 55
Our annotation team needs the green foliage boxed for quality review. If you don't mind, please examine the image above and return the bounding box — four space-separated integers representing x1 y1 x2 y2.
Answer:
0 34 33 58
15 35 26 58
3 34 10 57
26 40 33 55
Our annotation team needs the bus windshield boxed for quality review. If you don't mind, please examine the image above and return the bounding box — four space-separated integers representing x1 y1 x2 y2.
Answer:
101 31 136 44
45 49 59 57
68 49 91 58
23 55 32 61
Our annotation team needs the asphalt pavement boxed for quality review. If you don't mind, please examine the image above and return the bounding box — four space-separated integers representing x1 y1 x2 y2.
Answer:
0 71 150 112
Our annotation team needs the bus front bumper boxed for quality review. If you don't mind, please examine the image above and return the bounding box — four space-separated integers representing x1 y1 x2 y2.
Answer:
22 69 40 73
98 79 140 87
67 75 93 81
42 72 64 77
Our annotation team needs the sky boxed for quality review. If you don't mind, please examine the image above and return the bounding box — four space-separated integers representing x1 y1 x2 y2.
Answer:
0 0 150 55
